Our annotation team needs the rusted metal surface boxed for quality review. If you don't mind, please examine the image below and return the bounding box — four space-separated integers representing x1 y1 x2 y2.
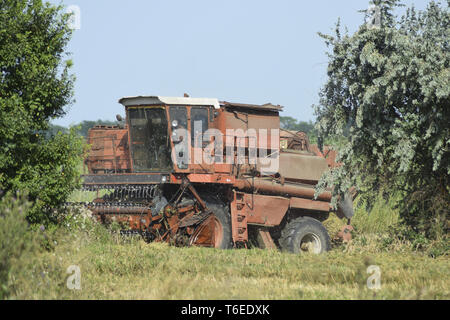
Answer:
242 193 290 227
186 173 235 184
220 101 283 112
289 197 331 212
95 212 152 232
214 107 280 150
256 227 277 250
82 174 168 185
337 225 354 243
234 178 332 202
86 126 131 174
187 184 207 210
309 144 338 169
280 130 311 152
189 216 216 247
230 191 249 244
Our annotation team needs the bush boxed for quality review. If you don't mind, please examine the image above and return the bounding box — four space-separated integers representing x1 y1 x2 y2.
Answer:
315 1 450 240
0 192 38 299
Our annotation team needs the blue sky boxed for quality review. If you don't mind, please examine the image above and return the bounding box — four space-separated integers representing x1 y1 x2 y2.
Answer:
50 0 430 127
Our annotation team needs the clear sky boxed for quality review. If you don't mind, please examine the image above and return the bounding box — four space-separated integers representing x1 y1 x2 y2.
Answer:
49 0 430 127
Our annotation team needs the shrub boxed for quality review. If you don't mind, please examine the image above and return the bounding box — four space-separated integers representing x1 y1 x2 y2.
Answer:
0 192 38 299
315 0 450 239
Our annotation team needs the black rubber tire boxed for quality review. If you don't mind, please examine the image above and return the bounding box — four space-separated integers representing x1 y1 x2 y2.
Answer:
280 216 331 254
204 198 233 250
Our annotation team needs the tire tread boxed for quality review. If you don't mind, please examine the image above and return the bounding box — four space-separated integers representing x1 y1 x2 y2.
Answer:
280 216 331 254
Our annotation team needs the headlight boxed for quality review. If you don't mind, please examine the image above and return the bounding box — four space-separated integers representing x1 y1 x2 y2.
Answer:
172 120 178 128
161 175 168 183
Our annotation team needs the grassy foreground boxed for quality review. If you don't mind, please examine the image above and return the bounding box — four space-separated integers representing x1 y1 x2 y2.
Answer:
6 220 449 300
2 192 449 300
11 238 450 300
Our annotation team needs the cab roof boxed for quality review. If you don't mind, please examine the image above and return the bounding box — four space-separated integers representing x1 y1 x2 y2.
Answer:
119 96 283 112
119 96 221 109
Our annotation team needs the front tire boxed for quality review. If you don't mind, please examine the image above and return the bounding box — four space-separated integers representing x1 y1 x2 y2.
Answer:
280 216 331 254
204 198 233 250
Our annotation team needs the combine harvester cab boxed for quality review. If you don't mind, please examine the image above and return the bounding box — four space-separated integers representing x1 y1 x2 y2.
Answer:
82 95 353 254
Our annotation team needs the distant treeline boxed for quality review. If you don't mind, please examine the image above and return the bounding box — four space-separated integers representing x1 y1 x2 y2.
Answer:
280 117 315 132
48 120 119 139
280 117 319 144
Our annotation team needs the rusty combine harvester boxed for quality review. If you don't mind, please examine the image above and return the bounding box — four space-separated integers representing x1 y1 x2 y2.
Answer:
80 96 353 253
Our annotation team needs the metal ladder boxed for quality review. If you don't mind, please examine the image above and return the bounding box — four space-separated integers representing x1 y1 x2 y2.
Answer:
230 191 248 246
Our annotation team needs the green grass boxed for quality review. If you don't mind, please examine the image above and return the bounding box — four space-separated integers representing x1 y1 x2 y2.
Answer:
68 189 109 203
3 192 449 300
352 196 400 234
10 235 449 300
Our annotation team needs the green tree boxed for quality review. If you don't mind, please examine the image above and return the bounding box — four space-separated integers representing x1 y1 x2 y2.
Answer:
280 116 315 133
0 0 86 224
315 0 449 239
46 123 68 139
280 116 319 142
48 119 120 139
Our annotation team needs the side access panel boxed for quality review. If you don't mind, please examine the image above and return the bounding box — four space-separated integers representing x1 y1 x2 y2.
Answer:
229 191 331 245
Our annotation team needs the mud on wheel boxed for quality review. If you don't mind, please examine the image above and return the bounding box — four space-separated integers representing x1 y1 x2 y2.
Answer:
280 216 331 254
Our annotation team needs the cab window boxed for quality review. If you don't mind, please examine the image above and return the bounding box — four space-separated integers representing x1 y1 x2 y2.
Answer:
191 107 208 146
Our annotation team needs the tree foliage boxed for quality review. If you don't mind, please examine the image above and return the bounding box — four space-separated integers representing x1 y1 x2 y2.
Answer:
0 0 86 224
280 116 321 144
315 0 449 239
280 116 315 133
48 119 119 139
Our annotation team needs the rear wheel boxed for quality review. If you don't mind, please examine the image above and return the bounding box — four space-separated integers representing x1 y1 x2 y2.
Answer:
280 216 331 254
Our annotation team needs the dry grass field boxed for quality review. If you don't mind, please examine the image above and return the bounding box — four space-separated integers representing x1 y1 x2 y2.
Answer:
4 193 448 300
